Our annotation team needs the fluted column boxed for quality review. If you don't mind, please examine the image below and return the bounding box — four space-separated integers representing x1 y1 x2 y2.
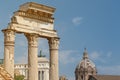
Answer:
48 37 59 80
2 29 15 78
25 34 38 80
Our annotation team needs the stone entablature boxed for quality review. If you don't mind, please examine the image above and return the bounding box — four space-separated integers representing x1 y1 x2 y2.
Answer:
15 10 54 23
7 2 57 39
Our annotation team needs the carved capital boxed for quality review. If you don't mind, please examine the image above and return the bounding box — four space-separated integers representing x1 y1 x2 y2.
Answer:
2 29 15 44
25 34 38 47
48 37 60 50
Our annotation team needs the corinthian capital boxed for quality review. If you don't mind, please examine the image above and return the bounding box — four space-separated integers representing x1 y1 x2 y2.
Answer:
25 33 38 47
48 37 60 49
2 29 15 42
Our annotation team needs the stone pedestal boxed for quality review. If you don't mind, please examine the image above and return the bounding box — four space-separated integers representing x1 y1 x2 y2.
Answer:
25 34 38 80
2 29 15 78
48 37 59 80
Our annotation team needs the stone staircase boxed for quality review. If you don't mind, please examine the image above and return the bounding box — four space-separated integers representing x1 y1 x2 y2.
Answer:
0 66 13 80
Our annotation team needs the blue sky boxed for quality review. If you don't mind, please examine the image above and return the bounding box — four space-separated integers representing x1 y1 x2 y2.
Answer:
0 0 120 80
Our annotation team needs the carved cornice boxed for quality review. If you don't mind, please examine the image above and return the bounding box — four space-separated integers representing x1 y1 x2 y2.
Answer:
48 37 60 50
26 9 53 18
25 33 38 47
20 2 55 13
15 10 54 23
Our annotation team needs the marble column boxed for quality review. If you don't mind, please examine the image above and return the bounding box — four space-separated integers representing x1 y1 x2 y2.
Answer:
2 29 15 78
25 34 38 80
48 37 59 80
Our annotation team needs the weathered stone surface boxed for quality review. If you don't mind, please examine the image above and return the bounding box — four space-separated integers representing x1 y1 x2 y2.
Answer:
2 2 59 80
2 29 15 78
48 37 59 80
0 66 13 80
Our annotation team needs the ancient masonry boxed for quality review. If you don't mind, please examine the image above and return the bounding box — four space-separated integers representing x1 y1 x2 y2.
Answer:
2 2 59 80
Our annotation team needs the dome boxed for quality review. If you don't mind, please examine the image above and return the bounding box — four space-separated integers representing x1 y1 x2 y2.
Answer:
76 48 96 70
76 58 96 70
75 49 97 80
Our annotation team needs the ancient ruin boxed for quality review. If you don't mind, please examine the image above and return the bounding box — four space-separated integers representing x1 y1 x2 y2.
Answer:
2 2 59 80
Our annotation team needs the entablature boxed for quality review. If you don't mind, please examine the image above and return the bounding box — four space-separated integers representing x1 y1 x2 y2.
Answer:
7 23 58 39
13 10 54 24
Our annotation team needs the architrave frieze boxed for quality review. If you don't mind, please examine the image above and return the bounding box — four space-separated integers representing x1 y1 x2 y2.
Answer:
7 23 58 38
14 10 54 23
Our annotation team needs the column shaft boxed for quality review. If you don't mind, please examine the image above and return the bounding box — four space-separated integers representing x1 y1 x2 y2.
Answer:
25 34 38 80
3 29 15 78
48 37 59 80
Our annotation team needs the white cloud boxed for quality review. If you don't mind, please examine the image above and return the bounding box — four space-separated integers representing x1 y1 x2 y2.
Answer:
90 51 100 60
106 52 112 58
72 17 82 26
89 51 120 75
98 65 120 75
59 50 79 65
90 51 113 64
90 51 107 63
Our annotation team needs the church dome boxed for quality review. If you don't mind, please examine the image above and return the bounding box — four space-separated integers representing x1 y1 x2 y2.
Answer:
76 48 96 70
75 49 97 80
76 58 96 70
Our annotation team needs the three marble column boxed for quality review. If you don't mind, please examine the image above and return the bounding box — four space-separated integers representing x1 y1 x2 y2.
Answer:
3 29 59 80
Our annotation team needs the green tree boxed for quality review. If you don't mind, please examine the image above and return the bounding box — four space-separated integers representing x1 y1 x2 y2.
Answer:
14 75 24 80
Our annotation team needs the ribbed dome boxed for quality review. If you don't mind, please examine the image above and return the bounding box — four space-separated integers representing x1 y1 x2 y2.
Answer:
75 49 97 80
76 58 96 69
76 48 96 70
